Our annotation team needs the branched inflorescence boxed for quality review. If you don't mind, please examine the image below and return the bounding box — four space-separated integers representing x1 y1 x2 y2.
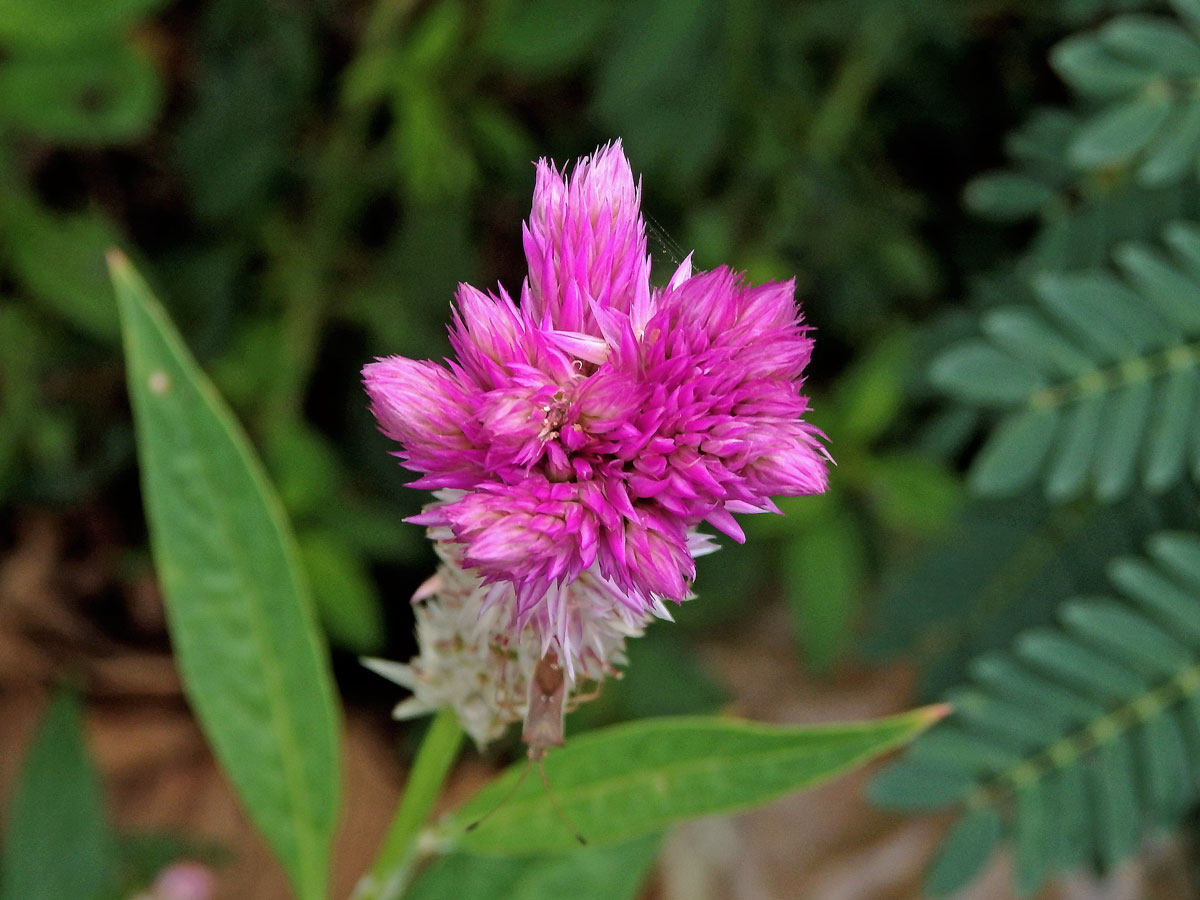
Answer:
363 141 828 746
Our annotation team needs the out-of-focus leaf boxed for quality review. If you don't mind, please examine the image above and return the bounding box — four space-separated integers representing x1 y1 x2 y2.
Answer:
866 759 975 811
750 488 838 537
1093 381 1152 502
209 318 284 411
390 1 476 201
298 530 384 654
360 200 476 351
1098 16 1200 78
835 331 912 445
782 506 865 673
981 307 1091 380
1143 368 1197 492
1050 34 1157 98
153 242 246 357
930 342 1045 406
592 0 727 186
392 80 478 201
924 807 1003 897
684 536 761 628
0 0 169 47
110 253 339 900
266 422 342 519
1045 394 1103 501
879 524 1200 898
0 690 112 900
468 103 537 173
444 707 943 855
1069 94 1173 170
1166 219 1200 281
1007 108 1079 177
1035 272 1161 360
0 307 41 496
174 0 315 221
593 0 712 124
401 0 468 70
964 172 1055 221
0 41 162 142
482 0 613 74
864 489 1132 681
324 497 426 563
0 197 122 340
1137 94 1200 186
341 46 404 109
1115 239 1200 332
867 452 962 534
1174 0 1200 32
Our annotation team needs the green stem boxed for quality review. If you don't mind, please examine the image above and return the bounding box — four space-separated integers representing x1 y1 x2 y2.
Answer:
351 707 464 900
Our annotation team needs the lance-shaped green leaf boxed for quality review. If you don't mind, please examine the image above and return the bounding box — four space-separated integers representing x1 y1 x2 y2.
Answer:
441 706 945 855
0 690 113 900
407 838 660 900
108 251 340 900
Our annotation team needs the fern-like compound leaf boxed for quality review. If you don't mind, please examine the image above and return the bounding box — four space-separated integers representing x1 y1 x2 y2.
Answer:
1051 12 1200 185
931 224 1200 502
869 531 1200 897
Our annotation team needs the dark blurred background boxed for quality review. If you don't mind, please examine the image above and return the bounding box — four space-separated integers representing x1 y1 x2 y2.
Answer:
0 0 1040 673
3 0 1192 898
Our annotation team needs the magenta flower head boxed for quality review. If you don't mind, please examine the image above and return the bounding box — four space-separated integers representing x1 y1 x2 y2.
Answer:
364 140 829 653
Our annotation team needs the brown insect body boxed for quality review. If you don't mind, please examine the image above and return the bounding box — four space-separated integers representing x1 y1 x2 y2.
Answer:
467 649 586 844
522 650 567 761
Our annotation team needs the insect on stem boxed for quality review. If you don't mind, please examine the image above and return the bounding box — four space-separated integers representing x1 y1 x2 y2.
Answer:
466 650 586 845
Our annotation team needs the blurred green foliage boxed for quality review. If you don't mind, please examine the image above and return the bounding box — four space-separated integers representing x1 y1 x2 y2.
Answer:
1 0 1011 662
869 0 1200 894
0 690 222 900
1 690 111 900
10 0 1200 895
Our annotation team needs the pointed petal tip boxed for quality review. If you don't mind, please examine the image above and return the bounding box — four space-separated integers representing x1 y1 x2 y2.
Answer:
360 656 414 686
919 703 953 726
105 247 129 272
667 253 694 290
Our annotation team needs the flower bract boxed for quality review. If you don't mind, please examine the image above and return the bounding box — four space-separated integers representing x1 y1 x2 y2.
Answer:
364 140 829 653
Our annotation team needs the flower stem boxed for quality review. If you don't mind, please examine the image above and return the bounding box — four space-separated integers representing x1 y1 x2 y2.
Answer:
351 707 464 900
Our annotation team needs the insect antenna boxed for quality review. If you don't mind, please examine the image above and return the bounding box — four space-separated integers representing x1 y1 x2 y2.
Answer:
467 649 587 844
534 755 587 845
465 759 532 833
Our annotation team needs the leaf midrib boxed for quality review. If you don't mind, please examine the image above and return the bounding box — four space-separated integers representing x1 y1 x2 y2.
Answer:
453 721 918 844
133 292 325 898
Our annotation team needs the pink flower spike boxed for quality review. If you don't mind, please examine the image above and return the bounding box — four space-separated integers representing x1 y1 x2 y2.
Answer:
523 140 652 335
362 140 831 650
362 357 484 489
